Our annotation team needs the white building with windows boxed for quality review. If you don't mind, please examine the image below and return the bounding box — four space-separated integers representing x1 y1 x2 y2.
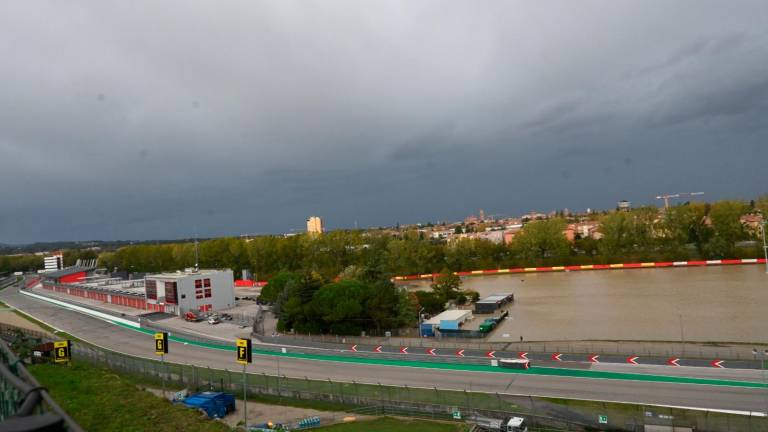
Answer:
144 269 235 316
43 252 63 273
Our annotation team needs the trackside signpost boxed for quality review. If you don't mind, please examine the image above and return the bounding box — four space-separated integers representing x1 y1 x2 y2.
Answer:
236 338 252 427
155 332 168 355
53 340 71 364
155 332 169 396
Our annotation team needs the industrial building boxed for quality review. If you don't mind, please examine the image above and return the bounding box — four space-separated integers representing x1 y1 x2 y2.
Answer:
420 309 473 337
144 269 235 316
474 293 515 314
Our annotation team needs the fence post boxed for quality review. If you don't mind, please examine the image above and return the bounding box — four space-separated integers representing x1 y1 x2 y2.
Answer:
193 365 198 391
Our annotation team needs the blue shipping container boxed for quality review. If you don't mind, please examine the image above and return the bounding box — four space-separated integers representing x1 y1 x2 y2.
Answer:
440 319 460 330
420 323 435 337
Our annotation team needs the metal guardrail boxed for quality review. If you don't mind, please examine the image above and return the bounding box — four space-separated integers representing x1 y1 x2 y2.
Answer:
1 322 765 431
0 337 83 431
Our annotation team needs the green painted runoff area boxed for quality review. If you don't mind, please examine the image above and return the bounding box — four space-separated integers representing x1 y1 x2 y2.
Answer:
114 321 767 390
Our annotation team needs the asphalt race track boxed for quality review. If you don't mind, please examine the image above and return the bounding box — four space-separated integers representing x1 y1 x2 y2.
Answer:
1 286 766 414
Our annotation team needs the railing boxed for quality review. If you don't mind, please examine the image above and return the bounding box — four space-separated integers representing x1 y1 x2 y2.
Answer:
0 337 83 431
66 336 766 432
1 321 765 431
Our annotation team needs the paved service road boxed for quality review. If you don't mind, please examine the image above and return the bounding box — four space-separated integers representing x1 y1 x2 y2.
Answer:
1 287 766 413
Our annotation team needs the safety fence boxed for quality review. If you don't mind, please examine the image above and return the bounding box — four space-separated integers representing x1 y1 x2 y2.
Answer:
0 276 20 290
263 332 768 363
0 335 83 431
68 342 768 431
1 322 766 431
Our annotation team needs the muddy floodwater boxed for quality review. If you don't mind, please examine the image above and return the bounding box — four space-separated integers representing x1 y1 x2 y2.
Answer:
404 265 768 343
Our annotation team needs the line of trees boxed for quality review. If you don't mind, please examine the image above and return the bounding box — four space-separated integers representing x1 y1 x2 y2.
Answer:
3 197 765 279
89 198 765 281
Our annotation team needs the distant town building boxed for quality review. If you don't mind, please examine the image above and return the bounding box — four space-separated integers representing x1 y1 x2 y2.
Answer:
574 221 601 239
618 200 631 212
521 212 547 221
306 216 324 234
43 252 63 273
144 269 235 316
502 226 523 245
563 224 576 242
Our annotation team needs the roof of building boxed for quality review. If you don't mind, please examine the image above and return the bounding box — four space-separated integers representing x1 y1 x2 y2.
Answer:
146 269 230 280
476 293 513 304
424 309 472 325
42 266 94 279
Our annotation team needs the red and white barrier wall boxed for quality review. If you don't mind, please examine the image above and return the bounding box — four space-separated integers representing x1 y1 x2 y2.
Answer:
393 258 767 281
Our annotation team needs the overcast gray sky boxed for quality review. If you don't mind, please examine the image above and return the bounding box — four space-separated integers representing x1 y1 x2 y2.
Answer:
1 1 767 243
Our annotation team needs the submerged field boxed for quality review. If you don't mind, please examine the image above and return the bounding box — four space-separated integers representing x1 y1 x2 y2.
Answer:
405 265 768 343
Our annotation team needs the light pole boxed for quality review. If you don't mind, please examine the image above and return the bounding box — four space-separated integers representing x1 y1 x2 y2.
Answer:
756 348 768 417
417 307 425 337
760 223 768 274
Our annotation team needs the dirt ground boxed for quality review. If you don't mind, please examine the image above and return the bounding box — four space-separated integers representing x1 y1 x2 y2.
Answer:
0 309 51 333
144 387 368 428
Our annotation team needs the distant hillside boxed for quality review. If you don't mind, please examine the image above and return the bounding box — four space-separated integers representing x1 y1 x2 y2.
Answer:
0 238 204 255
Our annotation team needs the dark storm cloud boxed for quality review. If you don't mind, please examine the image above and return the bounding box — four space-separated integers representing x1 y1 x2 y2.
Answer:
1 1 768 243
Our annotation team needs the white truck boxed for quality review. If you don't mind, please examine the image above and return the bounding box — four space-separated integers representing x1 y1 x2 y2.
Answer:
473 415 528 432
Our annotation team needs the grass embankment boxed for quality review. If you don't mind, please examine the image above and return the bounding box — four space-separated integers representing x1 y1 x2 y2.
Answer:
28 362 230 432
316 417 468 431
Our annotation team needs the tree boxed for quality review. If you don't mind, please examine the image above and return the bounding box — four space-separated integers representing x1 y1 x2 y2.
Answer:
260 271 296 303
310 280 368 334
431 268 461 301
705 200 748 258
463 290 480 303
598 212 634 258
414 291 444 315
337 265 366 281
756 194 768 218
510 219 570 262
662 203 711 257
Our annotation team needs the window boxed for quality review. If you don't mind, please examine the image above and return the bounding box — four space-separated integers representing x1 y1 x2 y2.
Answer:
203 278 211 287
204 288 212 298
165 281 178 304
145 280 157 300
195 279 202 289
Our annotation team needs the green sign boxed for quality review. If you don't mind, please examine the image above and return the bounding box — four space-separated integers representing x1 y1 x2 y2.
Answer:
452 410 461 420
599 415 608 424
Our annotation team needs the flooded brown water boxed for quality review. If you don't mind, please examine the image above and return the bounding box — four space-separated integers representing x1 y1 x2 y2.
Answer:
406 265 768 343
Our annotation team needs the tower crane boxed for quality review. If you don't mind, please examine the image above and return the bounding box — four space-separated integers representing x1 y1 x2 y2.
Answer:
655 192 704 209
